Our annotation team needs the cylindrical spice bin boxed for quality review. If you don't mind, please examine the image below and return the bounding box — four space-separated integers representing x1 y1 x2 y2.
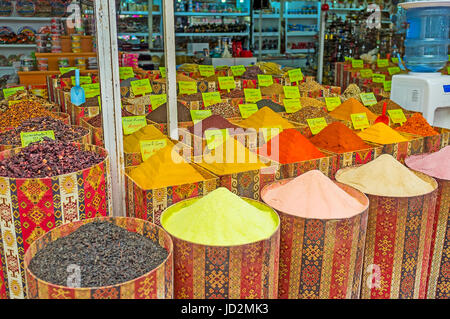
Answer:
161 191 280 299
336 164 438 299
24 217 173 299
0 143 111 299
261 172 370 299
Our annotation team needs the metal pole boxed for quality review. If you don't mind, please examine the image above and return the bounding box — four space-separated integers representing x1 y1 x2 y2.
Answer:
258 10 262 59
148 0 153 49
162 0 178 140
317 0 326 84
95 0 125 216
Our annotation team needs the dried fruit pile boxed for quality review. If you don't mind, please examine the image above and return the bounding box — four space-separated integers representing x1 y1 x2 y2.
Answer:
0 101 62 128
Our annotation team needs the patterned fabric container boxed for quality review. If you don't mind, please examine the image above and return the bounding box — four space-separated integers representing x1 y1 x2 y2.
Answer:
24 217 173 299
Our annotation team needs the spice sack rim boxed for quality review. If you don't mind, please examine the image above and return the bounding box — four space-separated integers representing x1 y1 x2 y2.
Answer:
261 177 370 220
0 142 109 181
335 165 438 198
24 216 174 291
160 196 281 248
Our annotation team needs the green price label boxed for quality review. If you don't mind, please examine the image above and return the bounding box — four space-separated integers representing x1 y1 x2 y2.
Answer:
283 99 302 113
351 113 370 130
3 86 25 98
239 104 259 119
257 74 273 87
179 81 198 95
283 86 300 99
372 74 386 83
218 76 236 90
122 116 147 135
140 139 167 162
244 88 262 103
190 110 212 123
202 92 221 107
205 129 229 150
360 93 377 106
21 130 55 147
98 96 101 112
159 67 166 78
60 67 77 75
352 59 364 68
81 83 100 98
9 99 30 106
377 59 389 68
198 65 215 77
388 109 407 124
448 66 450 75
391 57 399 64
325 97 342 111
131 79 152 96
71 76 92 86
383 81 392 92
288 68 303 83
306 117 328 135
360 69 373 78
344 57 352 62
388 67 401 76
119 67 135 80
150 94 167 110
230 65 246 77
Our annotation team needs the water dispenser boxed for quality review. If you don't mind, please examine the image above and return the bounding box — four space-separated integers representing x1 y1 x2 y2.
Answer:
391 1 450 129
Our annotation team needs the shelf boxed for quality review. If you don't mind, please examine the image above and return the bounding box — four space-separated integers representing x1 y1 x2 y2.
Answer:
174 12 249 17
119 11 161 16
0 16 54 21
0 44 36 48
0 66 14 70
118 33 161 37
256 50 280 54
252 14 280 19
329 7 364 11
175 32 249 37
18 70 98 85
285 14 318 19
253 32 279 37
35 52 97 57
286 31 317 36
286 49 315 53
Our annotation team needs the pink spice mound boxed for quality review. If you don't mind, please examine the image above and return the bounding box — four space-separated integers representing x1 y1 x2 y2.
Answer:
261 170 368 219
405 146 450 181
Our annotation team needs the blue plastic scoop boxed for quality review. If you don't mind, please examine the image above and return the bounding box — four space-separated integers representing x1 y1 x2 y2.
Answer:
70 69 86 106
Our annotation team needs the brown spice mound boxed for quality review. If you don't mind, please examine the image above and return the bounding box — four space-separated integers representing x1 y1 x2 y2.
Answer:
287 106 338 125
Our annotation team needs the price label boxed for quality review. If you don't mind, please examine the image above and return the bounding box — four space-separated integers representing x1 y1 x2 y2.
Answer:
360 93 377 106
190 110 212 123
351 113 370 130
81 83 100 98
391 57 399 64
71 76 92 86
159 67 166 78
352 59 364 68
122 116 147 135
306 117 328 135
8 99 30 106
230 65 246 77
198 65 215 77
150 94 167 110
3 86 25 98
21 130 55 147
205 129 229 150
372 74 386 83
261 126 283 142
59 67 77 75
448 66 450 75
131 79 152 96
239 104 259 119
98 96 101 111
244 88 262 103
283 86 300 99
388 109 407 124
360 69 373 78
179 81 198 95
218 76 236 90
344 57 352 62
140 139 167 162
257 74 273 87
325 97 342 111
377 59 389 68
288 68 303 83
119 67 135 80
283 99 302 113
388 67 401 76
202 92 221 107
383 81 392 92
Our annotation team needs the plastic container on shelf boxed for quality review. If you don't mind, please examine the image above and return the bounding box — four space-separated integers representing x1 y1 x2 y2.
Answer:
57 57 70 68
51 45 62 53
404 6 450 72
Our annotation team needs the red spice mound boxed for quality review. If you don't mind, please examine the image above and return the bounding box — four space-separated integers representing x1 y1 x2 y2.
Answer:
309 122 370 153
258 128 324 164
395 113 439 137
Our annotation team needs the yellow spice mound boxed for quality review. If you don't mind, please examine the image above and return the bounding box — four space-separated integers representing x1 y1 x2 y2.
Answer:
162 187 279 246
357 123 409 144
123 125 166 153
197 137 268 175
336 154 435 197
129 144 205 189
238 107 294 129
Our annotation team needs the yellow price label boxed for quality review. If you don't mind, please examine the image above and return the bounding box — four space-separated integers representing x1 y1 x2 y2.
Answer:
205 129 229 150
391 57 399 64
288 68 303 83
283 99 302 113
140 139 167 162
244 88 262 103
81 83 100 98
383 81 392 92
239 104 259 119
388 67 400 75
352 59 364 68
377 59 389 68
119 67 135 80
21 130 55 147
3 86 25 98
325 97 341 111
71 76 92 86
230 65 246 77
306 117 328 135
59 67 77 75
179 81 198 95
8 99 30 106
283 86 300 99
360 93 377 106
122 116 147 135
150 94 167 110
130 79 152 96
159 67 166 78
351 113 370 130
190 110 212 123
372 74 386 83
388 109 407 124
257 74 273 87
198 65 215 77
202 92 221 107
360 69 373 78
218 76 236 90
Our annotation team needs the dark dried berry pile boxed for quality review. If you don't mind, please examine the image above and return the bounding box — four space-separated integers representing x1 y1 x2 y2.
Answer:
240 65 263 80
256 99 285 112
0 139 105 178
87 109 134 127
0 117 89 146
28 220 169 288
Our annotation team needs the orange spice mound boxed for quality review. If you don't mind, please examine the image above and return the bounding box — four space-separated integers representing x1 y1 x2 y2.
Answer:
329 97 378 122
395 113 439 137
